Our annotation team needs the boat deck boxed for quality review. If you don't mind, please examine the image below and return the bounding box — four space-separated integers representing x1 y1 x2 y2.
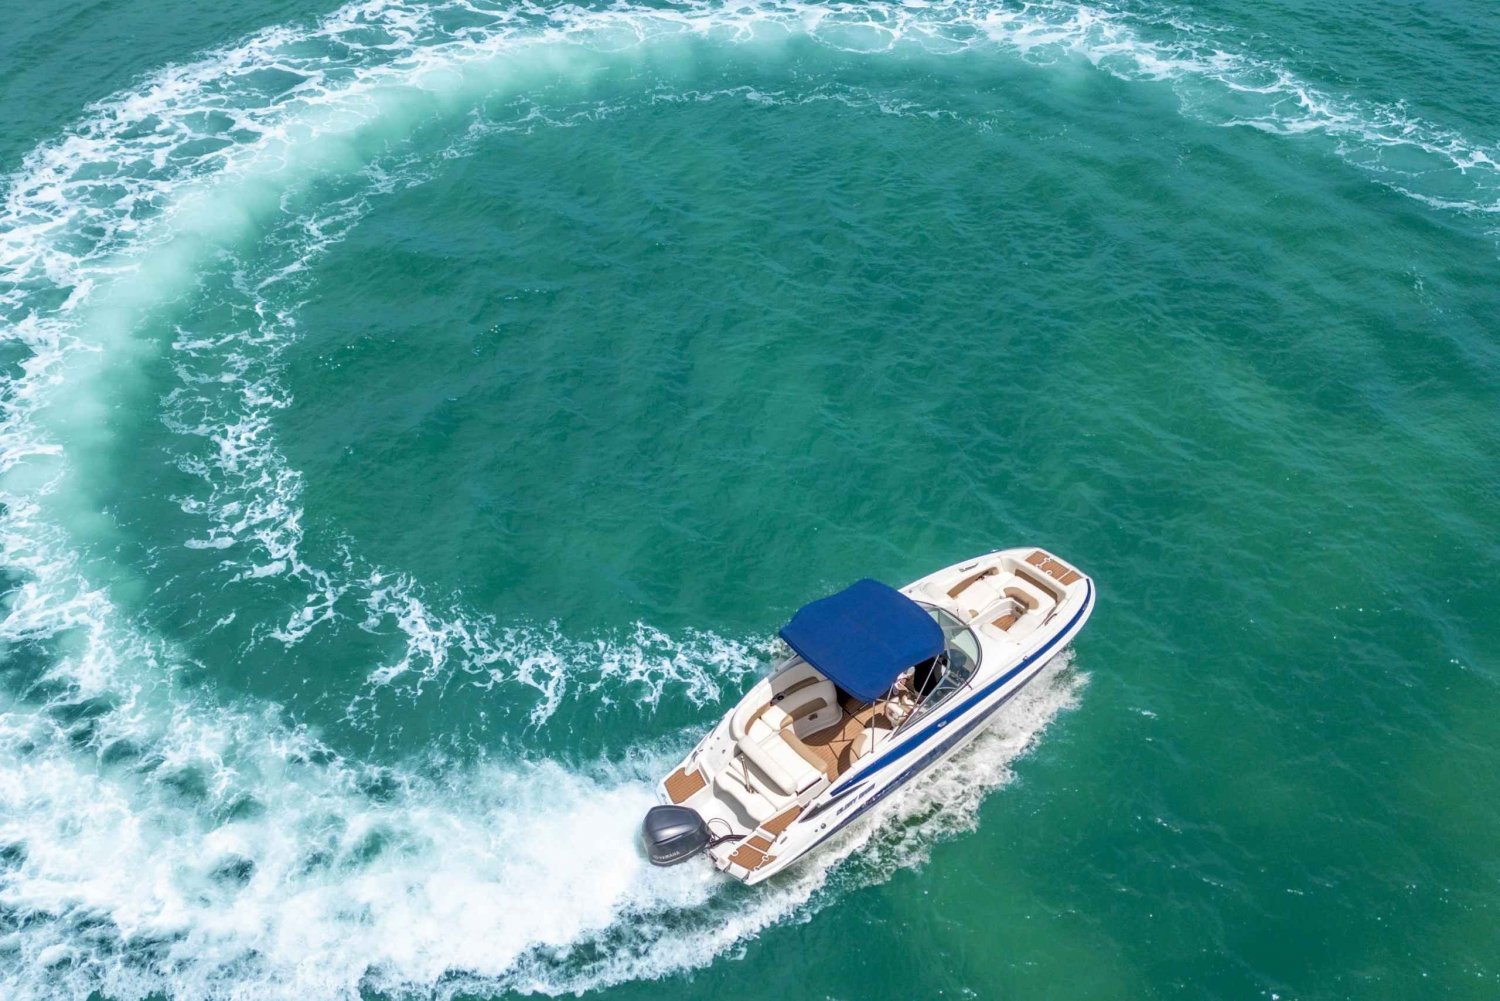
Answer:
786 697 897 781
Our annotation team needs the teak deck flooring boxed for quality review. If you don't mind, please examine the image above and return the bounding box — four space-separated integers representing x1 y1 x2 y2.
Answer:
730 805 803 871
789 699 895 781
664 766 706 804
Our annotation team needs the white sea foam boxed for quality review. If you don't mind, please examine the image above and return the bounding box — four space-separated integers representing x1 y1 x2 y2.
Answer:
145 91 790 719
148 78 965 717
123 3 1500 719
1 0 1491 997
0 647 1084 1001
975 1 1500 215
4 0 1495 703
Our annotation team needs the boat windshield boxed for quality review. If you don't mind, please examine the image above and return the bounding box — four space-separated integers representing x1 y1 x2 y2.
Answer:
899 605 981 727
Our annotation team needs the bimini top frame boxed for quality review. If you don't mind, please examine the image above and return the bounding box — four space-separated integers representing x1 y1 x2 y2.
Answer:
777 578 944 702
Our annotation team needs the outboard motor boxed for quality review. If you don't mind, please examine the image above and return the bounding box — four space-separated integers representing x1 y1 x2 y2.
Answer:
642 805 711 866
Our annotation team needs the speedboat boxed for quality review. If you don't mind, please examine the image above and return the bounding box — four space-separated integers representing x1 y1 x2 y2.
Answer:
642 547 1096 883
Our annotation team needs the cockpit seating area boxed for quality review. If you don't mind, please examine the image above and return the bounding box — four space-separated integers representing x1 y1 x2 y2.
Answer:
924 552 1078 642
729 660 841 743
985 569 1059 636
711 578 995 830
652 551 1093 883
716 662 845 826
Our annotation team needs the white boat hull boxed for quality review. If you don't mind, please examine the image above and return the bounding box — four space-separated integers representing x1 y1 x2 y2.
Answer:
652 547 1096 884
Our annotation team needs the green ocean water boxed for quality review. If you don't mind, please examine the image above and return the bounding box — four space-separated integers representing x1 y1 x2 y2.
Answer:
1 1 1497 998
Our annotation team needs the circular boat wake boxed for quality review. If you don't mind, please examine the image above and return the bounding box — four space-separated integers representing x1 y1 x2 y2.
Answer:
5 1 1494 998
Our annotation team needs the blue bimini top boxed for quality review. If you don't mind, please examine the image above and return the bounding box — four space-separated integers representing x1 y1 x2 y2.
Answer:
777 578 944 702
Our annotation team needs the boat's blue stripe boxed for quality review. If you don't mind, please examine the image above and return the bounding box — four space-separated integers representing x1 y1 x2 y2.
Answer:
787 580 1093 863
825 579 1094 800
795 679 1032 857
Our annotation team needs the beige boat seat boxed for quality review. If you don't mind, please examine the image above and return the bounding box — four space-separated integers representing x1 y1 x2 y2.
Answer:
989 585 1041 633
732 662 841 742
850 722 893 760
937 564 1012 620
714 759 793 827
1013 568 1062 606
736 730 825 797
750 682 839 740
1004 585 1039 611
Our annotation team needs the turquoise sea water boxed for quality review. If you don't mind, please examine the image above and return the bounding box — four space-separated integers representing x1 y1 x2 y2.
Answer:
1 1 1497 998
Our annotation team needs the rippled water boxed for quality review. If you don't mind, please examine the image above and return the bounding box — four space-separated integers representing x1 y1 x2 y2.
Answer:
1 1 1497 998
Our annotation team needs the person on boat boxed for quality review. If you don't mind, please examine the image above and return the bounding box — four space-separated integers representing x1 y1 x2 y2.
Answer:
911 652 947 700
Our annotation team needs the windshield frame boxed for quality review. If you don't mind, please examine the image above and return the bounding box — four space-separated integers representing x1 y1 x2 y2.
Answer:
894 603 983 731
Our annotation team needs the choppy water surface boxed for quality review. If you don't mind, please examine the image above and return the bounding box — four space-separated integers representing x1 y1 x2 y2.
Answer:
1 1 1497 998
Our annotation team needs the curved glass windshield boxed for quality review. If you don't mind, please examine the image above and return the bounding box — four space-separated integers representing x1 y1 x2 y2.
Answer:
901 604 982 726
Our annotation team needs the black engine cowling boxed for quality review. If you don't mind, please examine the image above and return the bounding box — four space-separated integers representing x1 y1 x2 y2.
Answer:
642 805 710 866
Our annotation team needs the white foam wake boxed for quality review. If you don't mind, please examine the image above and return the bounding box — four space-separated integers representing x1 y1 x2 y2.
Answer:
977 0 1500 216
12 0 1484 721
4 1 1494 710
0 645 1084 1001
2 0 1488 997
